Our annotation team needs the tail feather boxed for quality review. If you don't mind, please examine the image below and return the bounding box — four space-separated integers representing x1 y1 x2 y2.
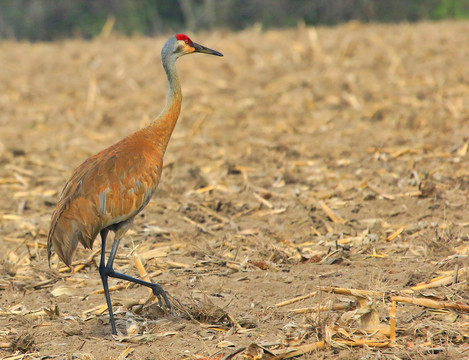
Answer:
48 193 101 267
47 214 59 267
48 215 97 267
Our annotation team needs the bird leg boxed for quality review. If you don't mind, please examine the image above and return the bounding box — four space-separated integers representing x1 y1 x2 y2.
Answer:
98 229 171 335
98 229 118 335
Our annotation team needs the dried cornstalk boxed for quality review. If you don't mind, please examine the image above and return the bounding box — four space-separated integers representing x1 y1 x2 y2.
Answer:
138 248 167 260
273 341 326 359
366 184 421 200
253 191 273 208
317 286 385 299
83 302 114 316
390 300 396 344
275 291 317 307
226 313 243 331
115 346 134 360
133 254 152 295
89 284 127 295
113 332 178 343
318 201 345 224
290 301 354 314
0 354 40 360
332 338 390 348
198 204 231 224
391 296 469 312
411 268 466 291
183 215 216 235
73 264 85 273
387 227 404 241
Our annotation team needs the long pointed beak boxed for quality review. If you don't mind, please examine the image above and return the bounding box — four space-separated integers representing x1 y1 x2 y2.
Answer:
192 42 223 56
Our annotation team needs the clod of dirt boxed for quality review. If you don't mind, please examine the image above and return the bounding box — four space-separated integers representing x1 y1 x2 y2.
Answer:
283 171 298 184
242 343 277 359
63 324 83 336
184 298 230 325
139 302 167 320
248 260 272 270
10 148 26 157
11 332 35 353
71 353 96 360
1 260 17 276
369 108 386 122
226 162 242 175
419 181 436 198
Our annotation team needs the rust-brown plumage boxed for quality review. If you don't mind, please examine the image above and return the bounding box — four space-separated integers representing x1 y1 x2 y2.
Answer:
48 125 166 266
47 34 222 335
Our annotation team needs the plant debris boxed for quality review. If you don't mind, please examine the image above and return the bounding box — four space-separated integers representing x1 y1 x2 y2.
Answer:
1 21 469 359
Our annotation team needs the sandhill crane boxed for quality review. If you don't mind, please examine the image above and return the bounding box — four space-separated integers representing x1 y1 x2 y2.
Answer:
47 34 223 335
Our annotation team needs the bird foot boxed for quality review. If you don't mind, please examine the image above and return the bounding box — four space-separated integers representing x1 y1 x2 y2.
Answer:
151 284 172 310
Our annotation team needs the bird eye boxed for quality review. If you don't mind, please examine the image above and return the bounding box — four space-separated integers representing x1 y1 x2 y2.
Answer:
185 39 189 44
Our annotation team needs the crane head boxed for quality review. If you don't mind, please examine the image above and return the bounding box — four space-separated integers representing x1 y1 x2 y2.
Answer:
174 34 223 57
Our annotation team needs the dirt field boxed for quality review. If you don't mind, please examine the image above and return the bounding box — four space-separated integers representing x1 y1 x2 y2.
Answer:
1 21 469 359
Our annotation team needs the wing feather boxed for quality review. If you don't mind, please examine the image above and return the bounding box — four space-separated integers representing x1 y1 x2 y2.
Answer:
47 133 163 266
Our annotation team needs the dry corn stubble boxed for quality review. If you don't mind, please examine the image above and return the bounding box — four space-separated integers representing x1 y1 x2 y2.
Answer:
1 21 469 360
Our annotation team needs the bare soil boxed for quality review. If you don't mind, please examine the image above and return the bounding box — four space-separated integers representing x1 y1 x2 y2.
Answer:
1 21 469 360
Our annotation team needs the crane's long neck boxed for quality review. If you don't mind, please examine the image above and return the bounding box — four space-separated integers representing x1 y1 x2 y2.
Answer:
149 54 182 155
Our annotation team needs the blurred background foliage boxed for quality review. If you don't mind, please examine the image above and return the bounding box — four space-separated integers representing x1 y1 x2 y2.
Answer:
0 0 468 41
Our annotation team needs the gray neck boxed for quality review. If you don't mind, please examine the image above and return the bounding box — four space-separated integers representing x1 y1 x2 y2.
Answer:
154 51 182 121
147 48 183 155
